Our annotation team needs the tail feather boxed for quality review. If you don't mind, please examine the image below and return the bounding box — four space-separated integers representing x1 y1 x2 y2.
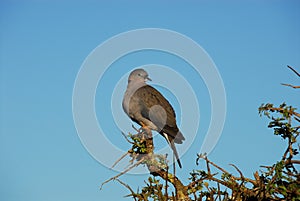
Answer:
162 133 182 168
170 140 182 168
174 131 185 144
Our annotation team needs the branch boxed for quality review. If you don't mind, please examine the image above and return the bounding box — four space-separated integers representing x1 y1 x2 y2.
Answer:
141 129 189 200
267 107 300 118
229 164 245 181
286 160 300 165
147 165 189 200
102 129 190 200
201 155 258 186
198 154 230 175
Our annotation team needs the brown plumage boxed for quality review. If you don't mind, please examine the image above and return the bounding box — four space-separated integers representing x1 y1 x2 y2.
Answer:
122 69 185 168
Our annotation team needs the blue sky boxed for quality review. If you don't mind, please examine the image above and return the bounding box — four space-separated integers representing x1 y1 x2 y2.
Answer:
1 1 300 200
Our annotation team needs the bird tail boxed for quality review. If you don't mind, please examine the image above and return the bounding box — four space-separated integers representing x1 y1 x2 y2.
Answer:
163 133 182 168
170 140 182 168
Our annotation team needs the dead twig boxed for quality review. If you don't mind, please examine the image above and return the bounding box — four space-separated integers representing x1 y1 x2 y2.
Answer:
281 83 300 89
100 158 145 190
132 124 140 132
281 65 300 89
229 164 245 181
287 65 300 77
110 152 129 169
121 132 134 144
201 155 258 186
116 179 138 201
110 132 136 169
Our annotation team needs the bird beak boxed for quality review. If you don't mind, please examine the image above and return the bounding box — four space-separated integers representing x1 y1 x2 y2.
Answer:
146 77 152 81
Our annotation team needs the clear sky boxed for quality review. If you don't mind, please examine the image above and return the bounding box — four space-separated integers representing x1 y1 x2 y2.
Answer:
1 1 299 201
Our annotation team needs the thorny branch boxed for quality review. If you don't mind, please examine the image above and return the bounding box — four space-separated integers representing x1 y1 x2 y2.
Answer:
101 66 300 200
101 129 190 200
102 103 300 200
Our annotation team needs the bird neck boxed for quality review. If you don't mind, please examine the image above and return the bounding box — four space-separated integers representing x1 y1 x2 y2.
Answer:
127 80 147 89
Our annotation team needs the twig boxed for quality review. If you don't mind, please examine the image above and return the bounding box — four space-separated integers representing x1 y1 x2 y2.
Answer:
217 182 222 201
230 163 246 198
206 157 211 175
110 152 129 169
116 179 138 201
100 158 145 190
281 65 300 89
131 124 140 132
287 65 300 77
202 155 230 175
121 132 134 144
202 156 257 186
172 153 178 200
229 164 244 180
128 153 140 166
282 137 295 161
281 83 300 89
267 107 300 118
165 154 169 199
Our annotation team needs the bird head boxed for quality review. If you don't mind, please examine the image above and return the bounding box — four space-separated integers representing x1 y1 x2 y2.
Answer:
128 69 152 84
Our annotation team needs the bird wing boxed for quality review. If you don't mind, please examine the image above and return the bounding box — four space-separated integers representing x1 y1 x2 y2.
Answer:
133 85 181 140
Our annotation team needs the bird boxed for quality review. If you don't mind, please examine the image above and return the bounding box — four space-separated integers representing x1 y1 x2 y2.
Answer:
122 68 185 168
